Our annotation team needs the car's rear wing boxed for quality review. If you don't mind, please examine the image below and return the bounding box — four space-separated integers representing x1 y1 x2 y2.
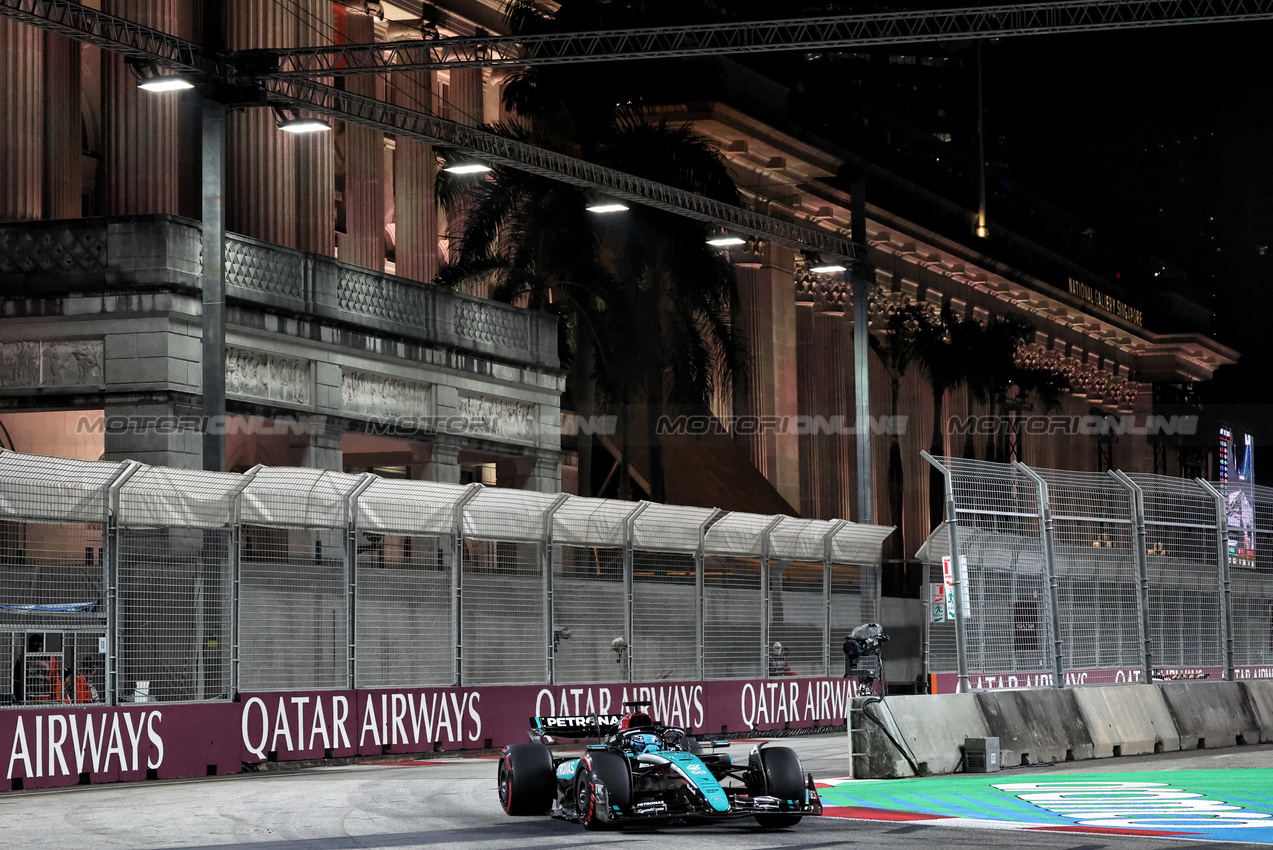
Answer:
529 714 622 741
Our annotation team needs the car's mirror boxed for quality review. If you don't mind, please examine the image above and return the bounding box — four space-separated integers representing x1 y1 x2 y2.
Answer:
711 740 730 748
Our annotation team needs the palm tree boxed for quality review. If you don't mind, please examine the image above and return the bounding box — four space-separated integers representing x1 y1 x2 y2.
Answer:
439 113 745 500
869 294 938 558
918 304 969 531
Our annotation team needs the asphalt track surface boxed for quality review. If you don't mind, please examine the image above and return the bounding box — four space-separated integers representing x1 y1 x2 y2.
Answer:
2 734 1272 849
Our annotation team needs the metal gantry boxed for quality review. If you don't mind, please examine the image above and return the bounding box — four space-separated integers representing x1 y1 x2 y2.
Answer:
255 0 1273 77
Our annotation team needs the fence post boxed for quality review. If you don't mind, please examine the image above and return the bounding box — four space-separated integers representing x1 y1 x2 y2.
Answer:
229 465 262 699
621 502 651 685
344 474 377 690
760 516 785 679
921 451 970 693
1014 463 1065 689
103 460 142 707
696 509 722 681
1195 479 1236 682
451 483 483 687
542 492 570 686
821 520 848 678
1110 470 1154 685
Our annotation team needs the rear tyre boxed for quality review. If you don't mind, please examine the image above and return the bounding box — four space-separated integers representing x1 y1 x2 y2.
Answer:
498 743 555 815
576 750 630 830
751 746 805 828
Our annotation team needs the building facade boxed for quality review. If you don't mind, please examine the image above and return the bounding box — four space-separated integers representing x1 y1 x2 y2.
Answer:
0 1 1239 526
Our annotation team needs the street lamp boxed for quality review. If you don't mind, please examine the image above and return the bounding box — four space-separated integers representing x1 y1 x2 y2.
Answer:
586 199 629 214
811 262 847 273
137 75 194 92
443 162 492 175
277 116 332 133
706 235 746 247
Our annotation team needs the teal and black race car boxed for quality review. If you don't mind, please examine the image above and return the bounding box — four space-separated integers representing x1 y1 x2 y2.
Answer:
497 701 822 829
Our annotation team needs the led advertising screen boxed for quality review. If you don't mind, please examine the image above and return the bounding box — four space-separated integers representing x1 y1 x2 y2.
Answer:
1220 425 1256 569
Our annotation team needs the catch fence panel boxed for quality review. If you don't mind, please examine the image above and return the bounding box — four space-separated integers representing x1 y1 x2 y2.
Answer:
552 545 625 684
353 477 461 689
115 467 240 703
237 468 363 691
1233 484 1273 670
1128 473 1224 671
459 489 555 686
937 457 1052 678
239 525 348 690
355 532 453 688
769 560 826 677
631 549 698 681
461 538 546 685
702 555 763 679
0 454 118 706
1036 467 1142 684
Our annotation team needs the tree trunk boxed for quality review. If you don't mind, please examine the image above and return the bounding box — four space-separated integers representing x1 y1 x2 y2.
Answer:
645 369 666 503
576 333 595 497
928 385 946 532
963 393 977 459
887 379 904 560
618 403 632 501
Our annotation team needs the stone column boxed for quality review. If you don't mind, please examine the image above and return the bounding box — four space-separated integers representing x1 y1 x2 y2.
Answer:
423 437 461 484
795 302 820 518
339 9 384 270
0 17 43 221
300 416 344 471
226 0 297 247
445 67 485 294
813 310 851 520
392 66 438 283
104 399 202 469
43 29 81 219
293 0 335 256
733 244 800 509
100 1 184 216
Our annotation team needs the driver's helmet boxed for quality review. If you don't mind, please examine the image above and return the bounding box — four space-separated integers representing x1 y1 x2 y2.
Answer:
629 732 662 754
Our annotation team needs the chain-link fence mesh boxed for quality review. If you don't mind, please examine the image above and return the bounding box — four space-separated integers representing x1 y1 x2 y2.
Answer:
1128 472 1225 672
1232 483 1273 670
631 549 698 681
237 468 362 692
1035 467 1141 685
933 458 1053 679
354 478 463 689
553 545 625 684
922 457 1273 686
0 452 893 702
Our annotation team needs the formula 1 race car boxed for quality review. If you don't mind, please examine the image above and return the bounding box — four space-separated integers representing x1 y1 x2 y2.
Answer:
497 701 822 829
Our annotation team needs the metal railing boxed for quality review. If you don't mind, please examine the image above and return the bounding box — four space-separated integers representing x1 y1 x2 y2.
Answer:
0 451 891 706
922 454 1273 690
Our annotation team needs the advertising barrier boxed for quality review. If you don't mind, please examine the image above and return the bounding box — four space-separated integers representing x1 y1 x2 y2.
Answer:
2 676 856 790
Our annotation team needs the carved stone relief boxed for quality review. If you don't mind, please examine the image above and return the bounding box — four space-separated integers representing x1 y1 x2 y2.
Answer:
225 348 312 406
341 369 431 419
456 394 538 442
0 340 103 388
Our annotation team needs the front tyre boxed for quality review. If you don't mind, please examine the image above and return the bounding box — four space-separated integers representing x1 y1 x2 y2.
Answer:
752 746 805 828
576 750 630 830
498 743 555 815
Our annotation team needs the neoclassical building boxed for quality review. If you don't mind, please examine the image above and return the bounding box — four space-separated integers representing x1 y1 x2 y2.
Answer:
0 0 1238 538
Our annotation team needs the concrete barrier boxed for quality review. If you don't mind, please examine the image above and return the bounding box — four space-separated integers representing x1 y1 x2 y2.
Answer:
1240 680 1273 742
976 688 1094 766
1072 684 1180 757
851 693 990 778
1158 681 1261 749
